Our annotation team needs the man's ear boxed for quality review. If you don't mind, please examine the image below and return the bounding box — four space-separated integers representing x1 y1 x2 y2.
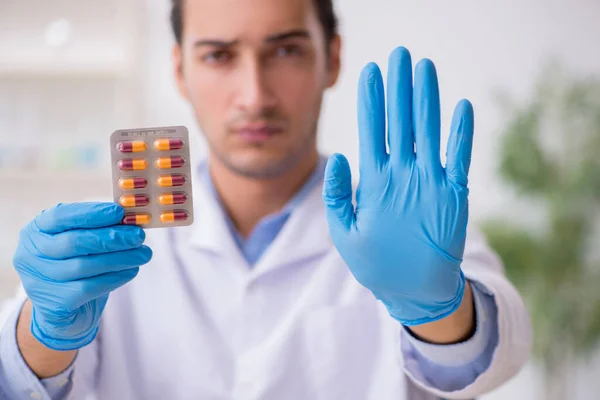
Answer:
326 35 342 88
173 44 190 101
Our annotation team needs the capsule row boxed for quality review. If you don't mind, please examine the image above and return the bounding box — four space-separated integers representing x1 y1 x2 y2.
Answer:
119 192 188 207
117 138 185 153
117 156 186 171
123 210 189 225
118 174 187 190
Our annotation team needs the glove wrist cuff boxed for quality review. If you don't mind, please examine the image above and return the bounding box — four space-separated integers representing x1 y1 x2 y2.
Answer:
388 270 467 326
30 307 98 351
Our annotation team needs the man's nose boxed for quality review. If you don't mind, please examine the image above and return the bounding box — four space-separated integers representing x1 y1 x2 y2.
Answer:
234 57 278 115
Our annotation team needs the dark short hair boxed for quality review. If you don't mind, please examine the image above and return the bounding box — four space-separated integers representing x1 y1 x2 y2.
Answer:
170 0 338 45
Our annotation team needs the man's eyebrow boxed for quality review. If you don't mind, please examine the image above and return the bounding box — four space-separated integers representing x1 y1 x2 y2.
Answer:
193 38 239 48
265 29 311 43
192 30 310 48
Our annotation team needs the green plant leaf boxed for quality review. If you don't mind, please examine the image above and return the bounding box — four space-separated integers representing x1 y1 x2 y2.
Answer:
480 221 542 286
499 106 557 195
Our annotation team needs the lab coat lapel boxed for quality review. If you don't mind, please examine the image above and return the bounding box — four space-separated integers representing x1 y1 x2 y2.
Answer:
250 179 334 279
188 171 249 267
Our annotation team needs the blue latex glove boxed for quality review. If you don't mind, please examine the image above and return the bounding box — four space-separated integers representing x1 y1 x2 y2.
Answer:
12 202 152 351
322 47 474 326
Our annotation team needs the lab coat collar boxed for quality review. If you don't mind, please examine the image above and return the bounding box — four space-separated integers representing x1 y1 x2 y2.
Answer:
188 156 334 275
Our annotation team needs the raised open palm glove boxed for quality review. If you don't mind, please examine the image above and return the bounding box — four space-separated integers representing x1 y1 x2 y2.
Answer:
323 47 474 326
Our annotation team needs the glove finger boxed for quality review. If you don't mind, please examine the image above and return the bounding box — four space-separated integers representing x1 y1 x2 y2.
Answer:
322 153 355 232
358 62 388 173
29 225 146 259
387 46 415 167
35 202 124 234
62 268 141 312
445 99 475 187
36 246 153 282
413 59 443 178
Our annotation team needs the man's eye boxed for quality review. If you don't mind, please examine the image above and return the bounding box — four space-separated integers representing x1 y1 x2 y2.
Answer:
202 50 232 64
275 45 303 58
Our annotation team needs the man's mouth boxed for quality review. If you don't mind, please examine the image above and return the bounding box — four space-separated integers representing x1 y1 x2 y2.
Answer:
234 123 283 144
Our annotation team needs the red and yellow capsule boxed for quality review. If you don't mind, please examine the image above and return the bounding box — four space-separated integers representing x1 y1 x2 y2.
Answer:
118 177 148 190
154 138 184 151
158 192 188 205
117 141 147 153
156 174 186 187
155 156 185 169
119 194 150 208
118 159 148 171
160 210 188 223
122 213 151 225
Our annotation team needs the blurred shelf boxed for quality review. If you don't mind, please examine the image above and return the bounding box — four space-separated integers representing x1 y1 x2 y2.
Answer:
0 170 112 183
0 61 132 79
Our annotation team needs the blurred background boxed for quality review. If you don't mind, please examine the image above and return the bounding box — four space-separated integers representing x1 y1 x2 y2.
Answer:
1 0 600 398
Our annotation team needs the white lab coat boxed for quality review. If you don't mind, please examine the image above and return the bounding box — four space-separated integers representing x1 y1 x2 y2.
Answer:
0 169 531 400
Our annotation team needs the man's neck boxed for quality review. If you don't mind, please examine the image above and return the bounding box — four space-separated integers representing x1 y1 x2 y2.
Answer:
208 151 320 238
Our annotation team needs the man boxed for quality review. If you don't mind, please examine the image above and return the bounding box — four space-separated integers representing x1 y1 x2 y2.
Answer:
0 0 532 399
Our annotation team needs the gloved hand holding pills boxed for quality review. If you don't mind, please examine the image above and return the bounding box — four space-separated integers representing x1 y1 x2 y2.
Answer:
12 126 194 351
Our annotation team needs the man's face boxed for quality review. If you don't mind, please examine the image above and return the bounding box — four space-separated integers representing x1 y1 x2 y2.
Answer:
174 0 341 178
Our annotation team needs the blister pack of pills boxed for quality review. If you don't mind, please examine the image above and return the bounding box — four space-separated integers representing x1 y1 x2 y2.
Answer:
110 126 194 229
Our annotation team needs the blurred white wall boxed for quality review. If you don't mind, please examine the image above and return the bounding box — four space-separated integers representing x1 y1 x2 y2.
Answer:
2 0 600 398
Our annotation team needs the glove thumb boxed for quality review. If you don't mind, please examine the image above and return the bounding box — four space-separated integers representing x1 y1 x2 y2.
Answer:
322 153 355 232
